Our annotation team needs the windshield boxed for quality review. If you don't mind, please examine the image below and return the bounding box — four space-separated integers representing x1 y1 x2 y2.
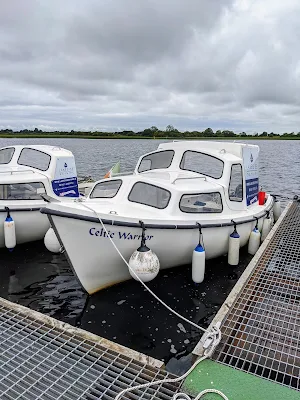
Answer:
0 148 14 164
180 193 223 213
90 180 122 198
180 151 224 179
138 150 174 172
18 148 51 171
128 182 171 209
0 182 46 200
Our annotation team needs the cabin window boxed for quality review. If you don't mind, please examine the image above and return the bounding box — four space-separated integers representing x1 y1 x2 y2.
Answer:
0 182 46 200
90 180 122 198
180 151 223 179
0 148 15 164
138 150 174 172
128 182 171 209
229 164 243 202
180 193 223 213
18 148 51 171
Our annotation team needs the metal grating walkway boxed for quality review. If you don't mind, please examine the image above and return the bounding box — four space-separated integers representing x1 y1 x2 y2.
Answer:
0 298 181 400
210 201 300 391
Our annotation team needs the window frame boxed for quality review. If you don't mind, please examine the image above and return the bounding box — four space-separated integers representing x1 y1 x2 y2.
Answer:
179 150 224 179
228 163 243 202
128 181 171 210
89 179 123 199
0 147 15 164
17 148 51 171
0 181 46 200
179 192 223 214
137 150 175 173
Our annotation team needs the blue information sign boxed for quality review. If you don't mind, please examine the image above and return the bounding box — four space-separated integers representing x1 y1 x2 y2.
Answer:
52 177 79 197
243 147 259 206
245 177 259 206
51 157 79 198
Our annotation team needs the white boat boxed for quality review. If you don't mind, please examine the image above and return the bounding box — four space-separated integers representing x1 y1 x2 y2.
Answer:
0 144 90 249
41 141 275 294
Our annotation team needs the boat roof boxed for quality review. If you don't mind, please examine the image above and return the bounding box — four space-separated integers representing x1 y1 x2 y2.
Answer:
0 167 47 183
0 144 76 185
97 172 221 193
3 144 74 158
157 140 258 158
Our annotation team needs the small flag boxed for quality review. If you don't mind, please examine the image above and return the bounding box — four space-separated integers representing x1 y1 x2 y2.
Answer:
104 161 120 178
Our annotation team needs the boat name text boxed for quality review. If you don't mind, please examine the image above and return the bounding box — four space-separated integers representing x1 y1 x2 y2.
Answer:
89 227 153 241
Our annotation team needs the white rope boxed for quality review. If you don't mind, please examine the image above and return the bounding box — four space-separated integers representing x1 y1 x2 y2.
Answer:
112 325 224 400
174 389 228 399
78 202 227 400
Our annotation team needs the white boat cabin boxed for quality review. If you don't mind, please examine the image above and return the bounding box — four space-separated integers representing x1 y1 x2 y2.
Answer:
0 145 80 202
87 141 261 220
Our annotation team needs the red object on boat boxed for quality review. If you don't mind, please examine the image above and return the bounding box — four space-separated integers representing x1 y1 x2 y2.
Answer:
258 191 266 205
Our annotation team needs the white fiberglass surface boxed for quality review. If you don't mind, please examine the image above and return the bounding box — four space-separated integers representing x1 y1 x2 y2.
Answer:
0 198 46 208
61 196 272 223
87 201 168 219
0 171 47 184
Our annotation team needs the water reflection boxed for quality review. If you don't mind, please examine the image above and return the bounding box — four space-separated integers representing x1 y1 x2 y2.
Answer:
2 242 87 325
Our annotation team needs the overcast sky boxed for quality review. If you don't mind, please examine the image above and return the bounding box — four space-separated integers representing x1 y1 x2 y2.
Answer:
1 0 300 133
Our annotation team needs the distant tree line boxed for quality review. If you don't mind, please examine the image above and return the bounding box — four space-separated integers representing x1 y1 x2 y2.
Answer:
0 126 300 138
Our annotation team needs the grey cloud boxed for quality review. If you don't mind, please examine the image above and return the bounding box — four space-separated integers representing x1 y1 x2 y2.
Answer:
1 0 300 132
66 0 228 63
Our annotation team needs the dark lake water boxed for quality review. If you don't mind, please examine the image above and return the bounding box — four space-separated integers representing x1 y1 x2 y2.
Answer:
0 138 298 369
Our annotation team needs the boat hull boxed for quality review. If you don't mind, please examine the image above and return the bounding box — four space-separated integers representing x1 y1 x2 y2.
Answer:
49 211 270 294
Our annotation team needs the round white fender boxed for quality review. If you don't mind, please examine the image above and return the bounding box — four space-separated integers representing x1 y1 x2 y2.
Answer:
44 228 61 253
128 248 160 282
228 223 240 266
248 226 261 255
4 209 16 251
128 221 160 282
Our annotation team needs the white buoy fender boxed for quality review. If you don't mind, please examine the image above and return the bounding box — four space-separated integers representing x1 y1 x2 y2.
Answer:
128 248 160 282
128 222 160 282
192 244 205 283
228 223 240 266
261 214 272 242
273 200 281 222
4 208 16 251
248 224 261 255
44 228 61 253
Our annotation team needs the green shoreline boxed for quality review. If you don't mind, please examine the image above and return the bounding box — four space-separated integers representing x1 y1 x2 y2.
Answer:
0 135 299 140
